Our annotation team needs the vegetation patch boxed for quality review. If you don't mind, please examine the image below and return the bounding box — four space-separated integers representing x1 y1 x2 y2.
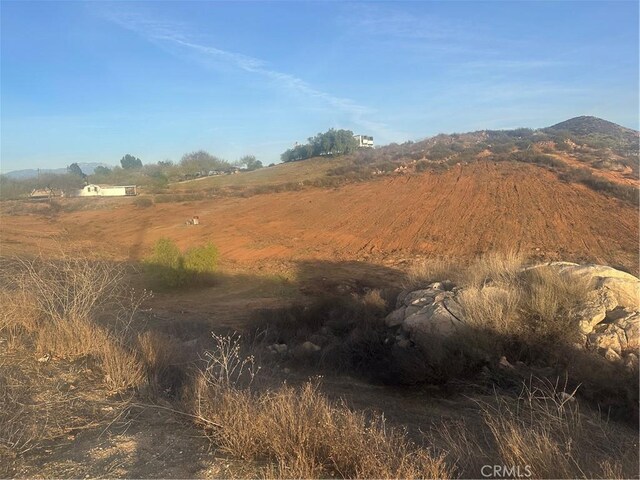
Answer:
144 238 219 289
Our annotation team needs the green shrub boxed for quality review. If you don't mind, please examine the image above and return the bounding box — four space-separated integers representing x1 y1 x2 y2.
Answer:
144 238 187 288
144 238 219 289
183 243 219 275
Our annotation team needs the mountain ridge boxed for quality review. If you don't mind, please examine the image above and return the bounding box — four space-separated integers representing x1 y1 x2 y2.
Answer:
3 162 112 180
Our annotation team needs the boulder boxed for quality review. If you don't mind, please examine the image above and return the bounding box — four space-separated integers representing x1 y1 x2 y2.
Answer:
603 348 622 363
538 263 639 309
403 302 463 342
396 289 411 309
586 288 619 312
404 305 422 318
385 307 406 327
442 297 465 322
600 277 640 309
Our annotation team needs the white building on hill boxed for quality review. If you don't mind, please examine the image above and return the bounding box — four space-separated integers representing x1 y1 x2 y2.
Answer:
354 134 374 148
73 184 137 197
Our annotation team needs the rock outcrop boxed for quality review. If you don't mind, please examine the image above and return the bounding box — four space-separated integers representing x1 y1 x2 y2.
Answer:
384 262 639 367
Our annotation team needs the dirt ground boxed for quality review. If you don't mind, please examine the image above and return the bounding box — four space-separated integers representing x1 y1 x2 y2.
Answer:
2 161 638 272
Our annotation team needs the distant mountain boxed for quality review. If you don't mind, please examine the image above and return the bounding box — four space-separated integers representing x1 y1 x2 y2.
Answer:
3 162 112 180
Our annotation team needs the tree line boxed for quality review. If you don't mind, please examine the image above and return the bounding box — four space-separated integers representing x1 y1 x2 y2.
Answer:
281 128 359 162
0 151 263 200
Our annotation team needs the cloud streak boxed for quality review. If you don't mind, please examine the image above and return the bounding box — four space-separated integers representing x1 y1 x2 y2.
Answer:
103 10 402 142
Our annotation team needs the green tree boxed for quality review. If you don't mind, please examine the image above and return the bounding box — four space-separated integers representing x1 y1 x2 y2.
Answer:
94 166 112 175
67 163 84 177
180 150 229 174
281 128 358 162
120 154 143 170
238 155 263 171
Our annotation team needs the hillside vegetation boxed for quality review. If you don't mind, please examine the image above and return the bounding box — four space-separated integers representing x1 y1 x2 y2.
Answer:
2 117 637 204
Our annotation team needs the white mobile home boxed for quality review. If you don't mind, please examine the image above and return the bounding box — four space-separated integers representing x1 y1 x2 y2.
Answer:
73 184 137 197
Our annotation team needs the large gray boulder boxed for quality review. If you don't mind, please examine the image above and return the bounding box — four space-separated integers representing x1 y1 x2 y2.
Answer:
403 302 463 341
529 262 639 309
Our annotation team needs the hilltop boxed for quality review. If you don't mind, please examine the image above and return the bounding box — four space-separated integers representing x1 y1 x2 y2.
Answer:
546 115 638 139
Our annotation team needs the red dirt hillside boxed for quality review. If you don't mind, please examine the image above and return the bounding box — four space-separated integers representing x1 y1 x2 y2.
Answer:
3 161 637 273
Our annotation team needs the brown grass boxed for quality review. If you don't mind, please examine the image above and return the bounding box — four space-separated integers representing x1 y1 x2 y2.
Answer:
438 378 638 479
1 253 157 392
457 261 592 350
403 257 464 289
187 335 451 479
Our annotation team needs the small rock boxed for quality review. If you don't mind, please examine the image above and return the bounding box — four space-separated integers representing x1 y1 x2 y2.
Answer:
300 341 321 353
623 353 639 370
396 338 411 348
37 353 51 363
403 289 438 307
588 324 625 354
576 304 606 334
499 356 515 370
603 348 622 362
269 343 288 354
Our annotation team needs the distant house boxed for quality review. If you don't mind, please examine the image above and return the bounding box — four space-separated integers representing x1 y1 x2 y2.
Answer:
72 184 137 197
354 134 374 148
30 188 63 199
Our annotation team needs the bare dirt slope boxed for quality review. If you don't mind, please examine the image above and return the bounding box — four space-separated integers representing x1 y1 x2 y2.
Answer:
2 161 638 273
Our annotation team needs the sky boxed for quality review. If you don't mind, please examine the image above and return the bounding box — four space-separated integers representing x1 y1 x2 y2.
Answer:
1 1 638 172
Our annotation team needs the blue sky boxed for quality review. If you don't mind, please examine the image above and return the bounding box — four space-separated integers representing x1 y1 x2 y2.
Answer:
1 1 638 172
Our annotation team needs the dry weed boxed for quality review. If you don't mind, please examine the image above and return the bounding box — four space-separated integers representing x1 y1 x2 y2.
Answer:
189 334 451 479
436 378 638 479
1 253 150 392
464 250 524 287
404 257 463 289
360 288 387 311
480 378 637 479
100 338 146 391
137 330 185 395
519 268 592 342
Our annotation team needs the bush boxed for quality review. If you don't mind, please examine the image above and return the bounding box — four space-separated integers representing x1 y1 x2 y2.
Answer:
183 243 219 275
144 238 187 288
144 238 219 289
559 167 639 203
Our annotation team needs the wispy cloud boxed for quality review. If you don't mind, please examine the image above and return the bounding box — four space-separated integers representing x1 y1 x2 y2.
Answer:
103 10 404 142
459 59 568 71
